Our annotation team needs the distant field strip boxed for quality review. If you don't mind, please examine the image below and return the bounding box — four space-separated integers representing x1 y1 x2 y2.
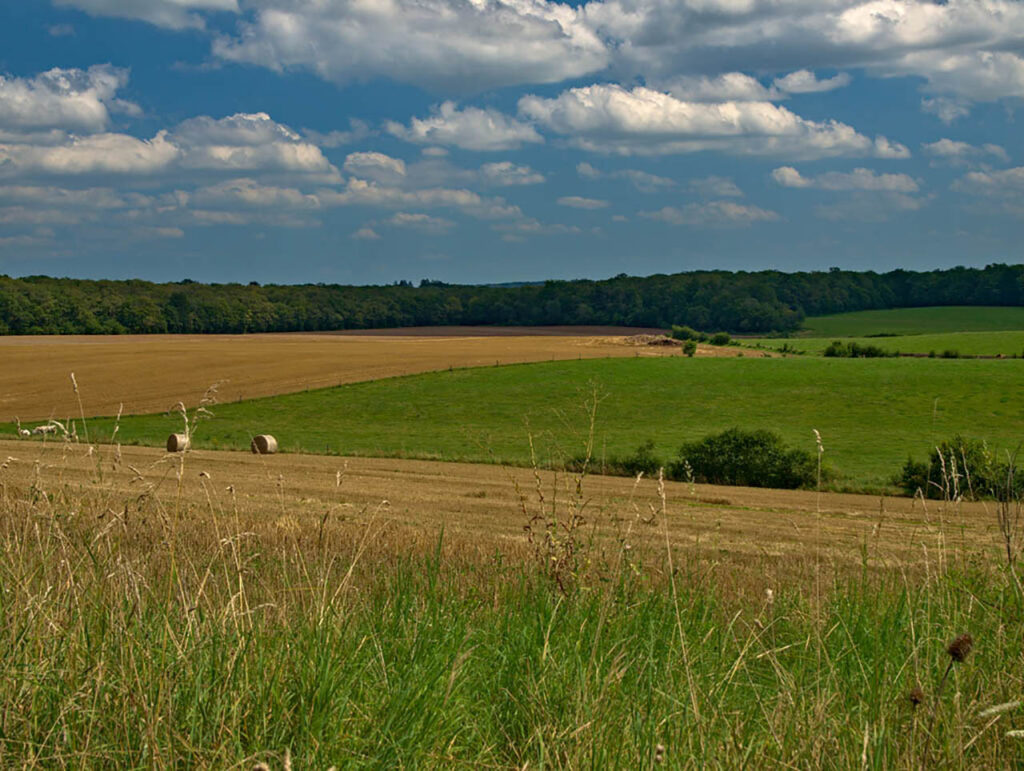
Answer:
802 306 1024 337
0 331 681 421
746 330 1024 356
46 356 1024 489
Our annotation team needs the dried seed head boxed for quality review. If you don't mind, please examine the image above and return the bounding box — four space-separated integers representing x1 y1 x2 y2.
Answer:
907 686 925 706
947 633 973 663
252 764 270 771
654 743 665 764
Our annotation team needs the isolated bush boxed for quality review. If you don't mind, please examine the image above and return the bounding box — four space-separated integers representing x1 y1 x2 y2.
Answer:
682 341 698 357
671 324 707 342
940 349 961 359
567 439 663 478
669 428 819 489
823 341 892 358
898 436 1022 500
710 332 732 346
615 439 662 476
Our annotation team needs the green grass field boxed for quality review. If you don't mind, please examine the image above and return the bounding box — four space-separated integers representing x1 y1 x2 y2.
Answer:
745 330 1024 357
800 306 1024 337
8 463 1023 767
36 356 1024 490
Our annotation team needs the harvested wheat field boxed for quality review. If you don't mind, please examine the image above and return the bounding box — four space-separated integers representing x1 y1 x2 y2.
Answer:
4 438 1022 767
0 328 748 422
0 438 994 571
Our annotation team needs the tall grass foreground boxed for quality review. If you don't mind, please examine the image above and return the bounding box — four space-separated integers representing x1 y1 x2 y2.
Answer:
2 391 1024 768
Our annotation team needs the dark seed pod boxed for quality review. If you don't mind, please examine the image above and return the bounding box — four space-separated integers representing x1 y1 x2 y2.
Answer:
947 633 973 663
907 686 925 706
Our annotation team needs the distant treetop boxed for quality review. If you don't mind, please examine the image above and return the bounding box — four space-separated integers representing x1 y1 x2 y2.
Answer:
0 264 1021 336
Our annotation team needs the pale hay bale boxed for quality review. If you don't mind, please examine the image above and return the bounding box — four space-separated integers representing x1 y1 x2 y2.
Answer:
166 433 190 452
251 434 278 455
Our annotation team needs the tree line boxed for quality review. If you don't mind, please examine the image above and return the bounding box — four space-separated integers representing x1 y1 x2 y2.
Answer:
1 264 1022 336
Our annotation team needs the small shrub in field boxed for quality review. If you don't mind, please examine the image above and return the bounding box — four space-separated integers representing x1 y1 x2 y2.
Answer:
569 439 663 477
940 349 961 359
671 324 707 342
682 341 697 357
897 435 1022 500
823 341 892 358
669 428 819 489
710 332 731 346
618 439 662 476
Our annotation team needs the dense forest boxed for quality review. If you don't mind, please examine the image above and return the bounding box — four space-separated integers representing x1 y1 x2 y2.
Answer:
1 264 1022 336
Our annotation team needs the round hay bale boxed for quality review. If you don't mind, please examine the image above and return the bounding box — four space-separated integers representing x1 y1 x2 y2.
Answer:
166 433 190 452
251 434 278 455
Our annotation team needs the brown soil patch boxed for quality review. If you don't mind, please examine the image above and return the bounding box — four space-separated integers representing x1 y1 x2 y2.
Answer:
0 332 683 421
0 439 995 569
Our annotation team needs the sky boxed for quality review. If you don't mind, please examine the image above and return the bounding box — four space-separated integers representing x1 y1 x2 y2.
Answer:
0 1 1022 285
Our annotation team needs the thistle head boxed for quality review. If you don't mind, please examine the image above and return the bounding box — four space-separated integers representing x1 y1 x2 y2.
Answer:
947 633 973 663
907 685 925 707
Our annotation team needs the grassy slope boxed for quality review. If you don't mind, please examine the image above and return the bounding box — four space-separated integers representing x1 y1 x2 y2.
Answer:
7 465 1022 768
744 330 1024 356
801 306 1024 337
60 356 1024 489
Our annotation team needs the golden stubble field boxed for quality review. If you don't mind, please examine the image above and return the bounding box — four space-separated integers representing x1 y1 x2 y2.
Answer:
0 438 997 577
0 328 756 422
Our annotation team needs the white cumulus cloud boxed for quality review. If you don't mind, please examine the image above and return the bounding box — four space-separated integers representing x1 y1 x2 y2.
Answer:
0 110 337 180
387 102 543 151
479 162 545 186
213 0 607 93
773 70 851 94
385 212 456 234
772 166 919 192
54 0 238 30
518 84 907 159
952 167 1024 195
640 200 779 226
922 139 1009 166
0 132 180 175
0 65 138 135
688 176 743 197
557 196 609 209
343 151 407 182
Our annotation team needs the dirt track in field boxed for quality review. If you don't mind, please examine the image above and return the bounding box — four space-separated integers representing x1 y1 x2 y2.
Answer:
0 439 994 570
0 329 757 422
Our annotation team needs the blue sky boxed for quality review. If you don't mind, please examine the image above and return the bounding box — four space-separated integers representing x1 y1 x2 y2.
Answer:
0 0 1022 285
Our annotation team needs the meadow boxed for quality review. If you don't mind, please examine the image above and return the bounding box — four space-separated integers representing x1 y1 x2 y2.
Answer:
34 356 1024 491
744 330 1024 357
2 438 1023 768
4 311 1024 767
800 306 1024 337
